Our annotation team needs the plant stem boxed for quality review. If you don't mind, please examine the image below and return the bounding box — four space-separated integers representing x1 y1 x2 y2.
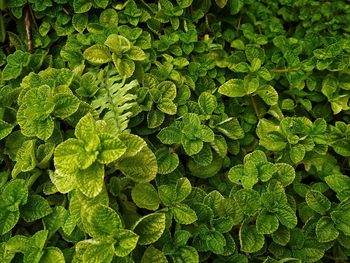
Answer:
251 96 260 119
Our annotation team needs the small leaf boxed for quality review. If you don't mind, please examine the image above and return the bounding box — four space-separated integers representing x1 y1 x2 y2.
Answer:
218 79 247 97
156 147 179 174
104 34 131 54
113 56 135 78
198 92 217 115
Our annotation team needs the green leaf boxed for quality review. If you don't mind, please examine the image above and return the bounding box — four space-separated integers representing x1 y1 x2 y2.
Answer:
197 125 215 143
157 98 177 115
117 146 158 182
83 44 112 64
104 34 131 54
176 0 193 8
325 174 350 193
113 56 135 78
215 0 228 8
218 79 249 97
12 140 36 178
289 144 306 164
127 46 147 61
198 92 217 115
274 163 295 186
133 213 166 245
305 190 331 215
141 246 168 263
275 204 297 229
84 204 122 238
239 223 265 253
331 199 350 236
175 177 192 202
20 194 52 222
0 209 19 235
75 240 114 263
131 183 160 210
75 163 104 198
39 247 65 263
182 138 203 156
234 189 261 216
114 229 139 257
172 203 197 224
97 133 127 164
316 216 339 243
53 93 80 118
256 85 278 106
156 147 179 174
75 113 100 152
0 120 14 141
256 210 279 235
158 126 182 144
1 179 28 210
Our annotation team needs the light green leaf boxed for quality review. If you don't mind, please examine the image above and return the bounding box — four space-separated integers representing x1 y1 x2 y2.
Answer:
74 240 114 263
12 139 36 178
0 209 19 235
53 93 80 118
156 148 179 174
157 125 182 145
83 44 112 64
20 194 52 222
0 120 14 141
75 113 100 152
324 174 350 193
97 133 126 164
118 133 147 158
234 189 261 216
316 216 339 243
176 0 193 8
127 46 147 61
39 247 65 263
198 92 217 115
133 213 166 245
141 246 168 263
131 183 160 210
290 144 306 164
218 79 247 97
197 125 215 143
176 177 192 203
113 56 135 78
171 203 197 224
2 179 28 210
172 246 198 263
215 0 228 8
182 138 203 156
75 163 104 198
256 85 278 106
274 163 296 186
104 34 131 54
330 199 350 236
114 229 139 257
239 223 265 253
117 146 158 183
157 98 177 115
305 190 331 215
84 204 122 238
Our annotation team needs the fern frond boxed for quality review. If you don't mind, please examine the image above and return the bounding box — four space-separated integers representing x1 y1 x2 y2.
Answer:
91 67 138 135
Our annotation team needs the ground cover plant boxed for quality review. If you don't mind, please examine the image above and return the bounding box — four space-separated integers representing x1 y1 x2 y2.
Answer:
0 0 350 262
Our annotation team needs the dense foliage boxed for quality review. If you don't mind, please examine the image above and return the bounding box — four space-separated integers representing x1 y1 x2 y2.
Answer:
1 0 350 262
